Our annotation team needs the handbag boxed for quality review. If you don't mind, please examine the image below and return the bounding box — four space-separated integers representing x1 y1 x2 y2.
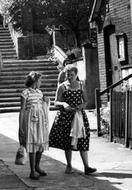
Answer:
15 145 27 165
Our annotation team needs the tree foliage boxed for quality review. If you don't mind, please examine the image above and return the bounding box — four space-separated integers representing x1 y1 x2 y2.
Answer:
0 0 13 14
8 0 93 47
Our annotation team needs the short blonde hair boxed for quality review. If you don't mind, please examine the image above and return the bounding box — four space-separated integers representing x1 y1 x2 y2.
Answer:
64 64 78 75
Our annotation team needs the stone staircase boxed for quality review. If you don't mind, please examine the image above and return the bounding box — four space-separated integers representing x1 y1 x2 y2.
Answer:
0 59 59 113
0 26 17 59
0 24 59 113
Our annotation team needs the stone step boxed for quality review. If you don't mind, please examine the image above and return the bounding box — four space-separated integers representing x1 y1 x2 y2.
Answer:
0 78 57 84
0 41 14 45
0 70 58 76
3 62 56 67
0 89 56 95
3 59 56 64
1 51 16 54
0 38 12 42
0 35 11 39
0 31 12 39
0 44 15 49
0 105 57 113
0 74 58 80
0 49 16 54
0 32 10 36
1 66 58 72
0 27 9 31
0 98 55 105
2 55 17 59
0 74 58 79
0 94 55 100
0 83 57 88
0 87 56 92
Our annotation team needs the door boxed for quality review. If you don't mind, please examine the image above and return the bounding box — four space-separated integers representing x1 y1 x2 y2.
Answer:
104 26 114 87
109 33 121 91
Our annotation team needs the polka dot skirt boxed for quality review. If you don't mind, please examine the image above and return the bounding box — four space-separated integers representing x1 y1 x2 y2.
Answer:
49 89 90 151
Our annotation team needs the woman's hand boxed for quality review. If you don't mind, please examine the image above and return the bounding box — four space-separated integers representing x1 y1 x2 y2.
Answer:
62 102 75 111
75 104 84 111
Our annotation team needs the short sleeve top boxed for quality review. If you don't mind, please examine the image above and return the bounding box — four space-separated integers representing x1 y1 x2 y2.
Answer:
21 88 43 108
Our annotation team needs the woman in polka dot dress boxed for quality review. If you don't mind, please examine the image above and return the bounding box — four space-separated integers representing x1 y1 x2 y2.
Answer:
49 65 96 175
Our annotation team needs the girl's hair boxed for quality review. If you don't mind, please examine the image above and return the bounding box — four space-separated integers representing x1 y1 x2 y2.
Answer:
25 71 41 87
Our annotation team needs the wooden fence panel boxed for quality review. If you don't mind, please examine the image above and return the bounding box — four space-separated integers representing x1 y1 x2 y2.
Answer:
112 91 125 138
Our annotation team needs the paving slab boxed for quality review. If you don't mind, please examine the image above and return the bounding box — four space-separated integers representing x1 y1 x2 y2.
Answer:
0 112 132 190
0 133 129 190
0 160 29 190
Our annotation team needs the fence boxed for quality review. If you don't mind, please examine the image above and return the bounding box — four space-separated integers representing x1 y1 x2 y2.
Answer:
95 73 132 148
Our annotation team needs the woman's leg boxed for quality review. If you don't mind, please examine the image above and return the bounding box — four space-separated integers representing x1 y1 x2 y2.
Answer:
80 151 89 169
35 151 47 176
80 151 96 174
29 152 39 179
64 149 73 173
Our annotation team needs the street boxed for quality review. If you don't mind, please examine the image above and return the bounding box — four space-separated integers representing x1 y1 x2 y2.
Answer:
0 111 132 190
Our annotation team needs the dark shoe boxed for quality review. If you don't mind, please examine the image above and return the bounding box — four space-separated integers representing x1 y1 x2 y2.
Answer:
65 166 74 174
29 172 40 180
85 167 97 175
36 168 47 176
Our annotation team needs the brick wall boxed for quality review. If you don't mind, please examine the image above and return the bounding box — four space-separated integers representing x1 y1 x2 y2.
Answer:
97 0 132 95
97 31 107 102
109 0 132 64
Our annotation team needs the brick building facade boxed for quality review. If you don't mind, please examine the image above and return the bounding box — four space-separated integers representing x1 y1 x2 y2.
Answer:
90 0 132 96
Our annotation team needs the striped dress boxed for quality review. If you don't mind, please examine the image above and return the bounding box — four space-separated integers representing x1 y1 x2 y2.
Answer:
21 88 49 153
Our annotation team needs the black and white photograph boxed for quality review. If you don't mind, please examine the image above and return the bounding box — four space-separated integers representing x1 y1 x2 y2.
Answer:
0 0 132 189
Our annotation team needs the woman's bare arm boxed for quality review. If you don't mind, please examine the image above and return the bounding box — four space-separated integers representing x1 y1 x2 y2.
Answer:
77 83 88 110
55 84 70 109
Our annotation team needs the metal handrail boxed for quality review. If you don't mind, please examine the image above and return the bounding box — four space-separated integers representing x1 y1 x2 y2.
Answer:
100 73 132 96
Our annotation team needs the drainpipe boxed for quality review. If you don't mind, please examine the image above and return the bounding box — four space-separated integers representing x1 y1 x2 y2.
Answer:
130 1 132 43
0 51 3 72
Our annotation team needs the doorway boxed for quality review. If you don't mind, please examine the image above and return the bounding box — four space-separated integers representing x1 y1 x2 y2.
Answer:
104 25 115 87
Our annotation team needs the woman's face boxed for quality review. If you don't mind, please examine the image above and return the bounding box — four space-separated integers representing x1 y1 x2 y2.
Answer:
67 70 77 83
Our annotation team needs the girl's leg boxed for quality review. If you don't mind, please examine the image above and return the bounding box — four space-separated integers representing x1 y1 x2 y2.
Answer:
29 152 39 180
35 151 47 176
64 149 73 173
80 151 96 175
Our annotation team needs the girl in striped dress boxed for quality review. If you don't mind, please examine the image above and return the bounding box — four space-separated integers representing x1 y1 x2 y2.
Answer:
19 71 49 180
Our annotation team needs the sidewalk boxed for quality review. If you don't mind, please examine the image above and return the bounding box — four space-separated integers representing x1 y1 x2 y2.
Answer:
0 111 132 190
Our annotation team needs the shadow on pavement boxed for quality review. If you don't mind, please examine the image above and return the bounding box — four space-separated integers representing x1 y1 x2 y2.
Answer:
0 133 127 190
101 172 132 179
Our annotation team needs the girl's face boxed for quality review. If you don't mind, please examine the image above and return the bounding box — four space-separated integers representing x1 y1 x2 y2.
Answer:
67 70 77 83
35 78 41 89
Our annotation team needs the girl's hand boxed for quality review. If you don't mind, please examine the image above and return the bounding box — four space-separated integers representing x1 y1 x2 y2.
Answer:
43 96 50 104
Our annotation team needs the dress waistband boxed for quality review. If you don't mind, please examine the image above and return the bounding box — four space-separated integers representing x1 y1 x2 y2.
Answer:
26 102 42 109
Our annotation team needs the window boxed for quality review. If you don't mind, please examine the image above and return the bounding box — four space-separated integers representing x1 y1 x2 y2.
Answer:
116 34 128 65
